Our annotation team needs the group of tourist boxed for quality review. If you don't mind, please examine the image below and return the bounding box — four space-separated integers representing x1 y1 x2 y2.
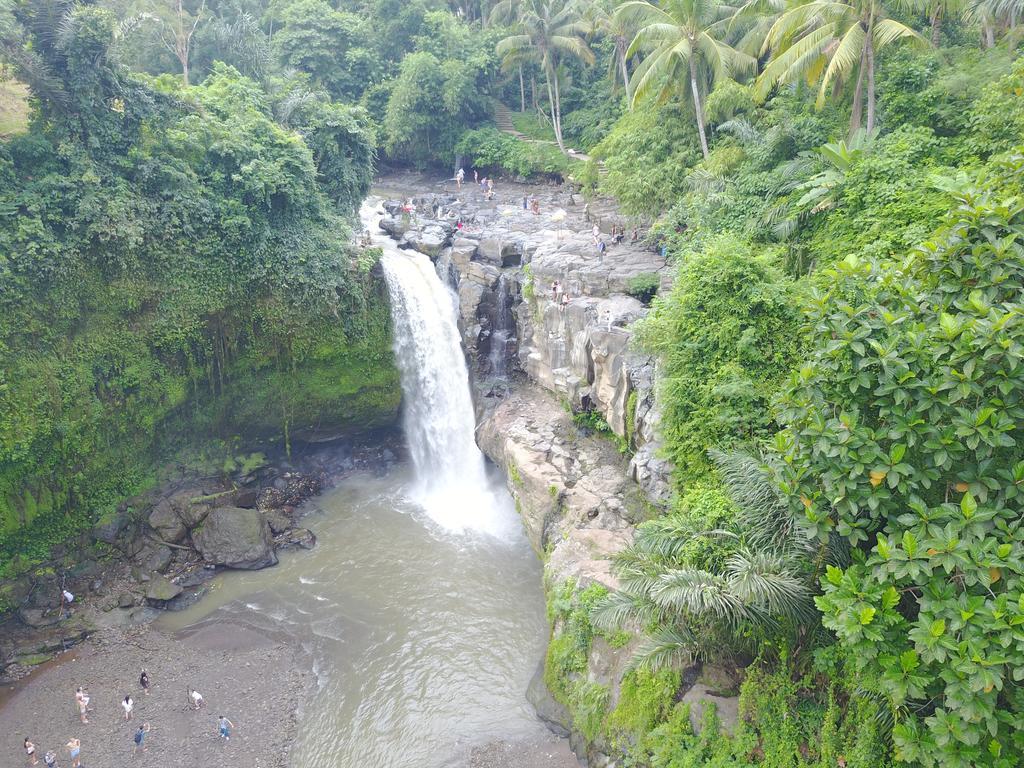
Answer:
21 671 236 766
549 280 571 311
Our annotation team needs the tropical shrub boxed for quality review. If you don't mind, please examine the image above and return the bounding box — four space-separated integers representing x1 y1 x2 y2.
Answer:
778 152 1024 767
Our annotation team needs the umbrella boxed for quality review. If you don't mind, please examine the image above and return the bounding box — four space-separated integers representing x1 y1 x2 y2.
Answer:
550 208 567 239
499 207 518 232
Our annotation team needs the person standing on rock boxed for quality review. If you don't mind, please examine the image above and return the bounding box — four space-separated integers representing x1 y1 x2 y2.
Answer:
122 695 134 721
560 291 570 312
65 739 81 768
59 587 74 619
217 715 235 742
24 737 38 765
139 669 150 696
455 167 465 189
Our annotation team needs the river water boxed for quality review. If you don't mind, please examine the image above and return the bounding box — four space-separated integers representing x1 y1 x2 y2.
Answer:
158 199 551 767
159 467 548 767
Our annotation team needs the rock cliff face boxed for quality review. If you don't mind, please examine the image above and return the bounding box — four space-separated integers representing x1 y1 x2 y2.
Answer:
377 193 674 507
376 187 685 764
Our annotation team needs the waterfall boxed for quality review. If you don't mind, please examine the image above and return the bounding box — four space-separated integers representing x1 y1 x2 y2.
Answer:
361 200 513 536
488 273 515 377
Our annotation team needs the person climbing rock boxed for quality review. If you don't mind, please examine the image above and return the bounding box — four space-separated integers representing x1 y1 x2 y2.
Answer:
189 688 204 710
218 715 235 742
24 737 38 766
139 670 150 696
122 695 134 721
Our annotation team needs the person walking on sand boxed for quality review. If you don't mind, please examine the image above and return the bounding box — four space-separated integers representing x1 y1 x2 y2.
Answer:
133 723 150 756
218 715 235 742
122 695 134 721
74 688 88 724
189 688 204 710
24 738 38 766
139 670 150 696
65 739 81 768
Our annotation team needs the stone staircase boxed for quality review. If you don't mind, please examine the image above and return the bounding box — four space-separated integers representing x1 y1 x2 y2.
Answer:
492 102 607 177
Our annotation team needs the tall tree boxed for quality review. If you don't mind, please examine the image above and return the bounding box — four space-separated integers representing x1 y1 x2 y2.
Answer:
584 0 635 103
755 0 922 134
136 0 207 85
616 0 756 160
493 0 594 152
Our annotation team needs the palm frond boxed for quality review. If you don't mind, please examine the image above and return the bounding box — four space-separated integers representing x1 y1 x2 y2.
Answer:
626 625 699 672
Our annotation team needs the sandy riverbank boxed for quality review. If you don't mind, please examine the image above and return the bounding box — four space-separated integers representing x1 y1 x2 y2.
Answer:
1 621 309 768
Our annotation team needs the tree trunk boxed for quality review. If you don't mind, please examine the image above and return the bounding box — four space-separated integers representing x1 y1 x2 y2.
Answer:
688 53 709 160
617 37 632 104
518 66 526 112
849 41 868 136
181 53 189 86
930 5 941 48
865 13 876 132
531 75 538 111
982 21 994 48
547 72 566 152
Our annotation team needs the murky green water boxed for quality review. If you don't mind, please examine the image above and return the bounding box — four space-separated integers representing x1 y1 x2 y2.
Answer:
158 467 549 768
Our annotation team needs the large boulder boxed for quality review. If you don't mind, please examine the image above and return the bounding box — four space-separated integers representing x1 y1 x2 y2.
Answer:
406 224 450 258
145 574 183 605
191 506 278 570
148 501 187 544
477 237 522 267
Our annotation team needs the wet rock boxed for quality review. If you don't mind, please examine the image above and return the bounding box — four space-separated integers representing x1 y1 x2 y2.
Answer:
164 586 208 612
192 506 278 570
133 541 173 574
527 662 571 737
276 528 316 551
233 489 259 509
263 510 293 535
93 507 132 544
149 500 188 544
405 224 450 258
145 574 183 605
17 608 62 629
680 683 740 735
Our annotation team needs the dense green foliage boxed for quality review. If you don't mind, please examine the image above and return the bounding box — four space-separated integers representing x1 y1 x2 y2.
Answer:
3 0 1024 763
0 2 397 579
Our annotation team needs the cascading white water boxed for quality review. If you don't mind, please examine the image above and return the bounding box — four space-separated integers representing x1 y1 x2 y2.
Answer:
361 200 514 536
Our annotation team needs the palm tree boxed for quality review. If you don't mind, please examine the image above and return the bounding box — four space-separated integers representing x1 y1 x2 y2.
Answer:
756 0 923 135
493 0 595 152
592 449 843 670
584 0 635 103
615 0 756 161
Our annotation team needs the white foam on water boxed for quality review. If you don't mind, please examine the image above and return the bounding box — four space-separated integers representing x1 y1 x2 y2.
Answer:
363 201 519 540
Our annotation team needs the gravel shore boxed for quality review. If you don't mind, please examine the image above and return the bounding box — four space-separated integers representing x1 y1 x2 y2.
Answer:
0 620 309 768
